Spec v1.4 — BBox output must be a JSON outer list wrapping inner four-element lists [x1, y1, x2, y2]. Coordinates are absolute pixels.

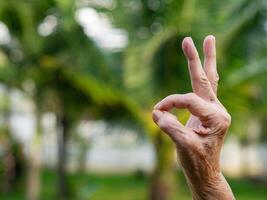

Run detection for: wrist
[[184, 171, 235, 200]]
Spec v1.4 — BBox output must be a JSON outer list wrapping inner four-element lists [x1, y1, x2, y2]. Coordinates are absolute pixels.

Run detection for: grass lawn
[[1, 170, 267, 200]]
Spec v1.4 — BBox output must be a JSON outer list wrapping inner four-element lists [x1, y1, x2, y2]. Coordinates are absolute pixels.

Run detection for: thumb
[[152, 110, 187, 144]]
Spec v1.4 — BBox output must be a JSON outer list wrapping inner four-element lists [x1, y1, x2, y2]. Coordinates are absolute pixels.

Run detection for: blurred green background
[[0, 0, 267, 200]]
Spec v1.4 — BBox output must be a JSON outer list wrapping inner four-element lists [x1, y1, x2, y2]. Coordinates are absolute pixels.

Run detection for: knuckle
[[214, 72, 219, 82], [198, 72, 210, 87], [210, 72, 219, 91], [211, 81, 218, 90], [186, 92, 197, 100], [219, 112, 231, 130], [189, 55, 200, 62], [225, 113, 232, 126], [185, 93, 197, 107]]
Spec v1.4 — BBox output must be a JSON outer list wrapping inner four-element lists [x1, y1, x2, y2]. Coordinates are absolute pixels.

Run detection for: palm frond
[[221, 58, 267, 92]]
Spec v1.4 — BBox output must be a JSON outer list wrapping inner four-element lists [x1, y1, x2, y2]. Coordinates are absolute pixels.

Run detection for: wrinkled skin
[[152, 36, 235, 200]]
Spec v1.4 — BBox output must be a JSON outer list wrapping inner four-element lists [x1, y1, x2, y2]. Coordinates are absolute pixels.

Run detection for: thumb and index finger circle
[[154, 93, 213, 119]]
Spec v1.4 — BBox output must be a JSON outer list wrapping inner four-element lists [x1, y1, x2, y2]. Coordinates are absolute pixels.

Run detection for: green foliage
[[1, 169, 267, 200], [111, 0, 267, 141], [0, 0, 139, 124]]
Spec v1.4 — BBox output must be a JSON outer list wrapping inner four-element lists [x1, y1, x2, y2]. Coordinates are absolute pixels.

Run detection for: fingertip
[[182, 36, 192, 44], [204, 35, 215, 46], [182, 37, 198, 60], [182, 37, 192, 50], [203, 35, 216, 56], [152, 109, 162, 123], [205, 35, 215, 41]]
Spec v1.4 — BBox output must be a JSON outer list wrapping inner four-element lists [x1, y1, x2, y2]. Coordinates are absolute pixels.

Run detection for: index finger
[[154, 93, 214, 119]]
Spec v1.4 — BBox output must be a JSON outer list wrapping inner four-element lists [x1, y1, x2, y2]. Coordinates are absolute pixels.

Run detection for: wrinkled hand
[[152, 36, 234, 199]]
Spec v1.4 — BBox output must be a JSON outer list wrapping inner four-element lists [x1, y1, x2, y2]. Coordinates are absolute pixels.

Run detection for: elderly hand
[[152, 36, 235, 200]]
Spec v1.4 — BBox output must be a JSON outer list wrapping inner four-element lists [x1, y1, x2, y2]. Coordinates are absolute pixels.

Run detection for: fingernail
[[152, 110, 162, 122]]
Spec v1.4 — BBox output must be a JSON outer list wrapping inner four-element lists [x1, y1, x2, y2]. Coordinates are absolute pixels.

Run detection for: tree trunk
[[57, 114, 70, 199], [2, 87, 16, 193], [149, 132, 177, 200], [26, 109, 42, 200], [2, 143, 15, 193], [78, 139, 90, 173]]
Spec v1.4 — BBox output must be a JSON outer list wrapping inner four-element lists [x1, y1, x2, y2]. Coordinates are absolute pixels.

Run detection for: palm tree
[[0, 1, 143, 199]]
